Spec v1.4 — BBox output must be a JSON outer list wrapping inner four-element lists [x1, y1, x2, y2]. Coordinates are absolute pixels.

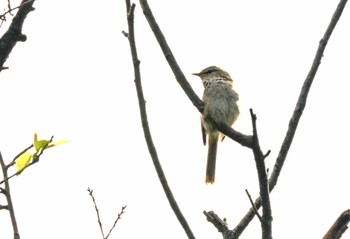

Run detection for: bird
[[193, 66, 239, 184]]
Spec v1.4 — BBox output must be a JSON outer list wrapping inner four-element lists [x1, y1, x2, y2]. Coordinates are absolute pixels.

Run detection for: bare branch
[[232, 0, 348, 237], [245, 189, 262, 223], [87, 188, 127, 239], [124, 1, 195, 238], [139, 0, 203, 111], [87, 188, 105, 239], [203, 211, 230, 235], [0, 204, 9, 210], [0, 152, 20, 239], [249, 109, 272, 238], [105, 205, 127, 239], [323, 209, 350, 239]]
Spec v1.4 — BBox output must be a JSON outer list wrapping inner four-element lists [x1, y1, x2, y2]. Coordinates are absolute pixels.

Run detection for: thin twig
[[0, 0, 34, 21], [124, 1, 195, 239], [245, 189, 262, 223], [0, 136, 54, 185], [105, 206, 127, 239], [232, 0, 348, 237], [87, 188, 105, 239], [7, 144, 33, 169], [7, 0, 12, 15]]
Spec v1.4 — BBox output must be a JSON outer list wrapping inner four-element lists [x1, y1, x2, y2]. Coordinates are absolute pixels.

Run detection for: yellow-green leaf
[[34, 132, 38, 143], [47, 140, 70, 149], [34, 139, 50, 152], [16, 152, 33, 174]]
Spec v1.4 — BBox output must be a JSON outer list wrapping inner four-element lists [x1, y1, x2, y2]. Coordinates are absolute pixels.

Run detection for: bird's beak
[[192, 73, 200, 76]]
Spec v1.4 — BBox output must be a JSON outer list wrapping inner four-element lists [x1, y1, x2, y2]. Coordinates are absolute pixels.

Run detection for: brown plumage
[[193, 66, 239, 184]]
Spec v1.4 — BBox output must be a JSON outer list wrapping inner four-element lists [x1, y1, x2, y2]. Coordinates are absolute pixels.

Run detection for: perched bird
[[193, 66, 239, 184]]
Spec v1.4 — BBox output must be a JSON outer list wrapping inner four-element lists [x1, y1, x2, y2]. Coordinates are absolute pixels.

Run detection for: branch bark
[[0, 152, 20, 239], [249, 109, 272, 239], [124, 1, 195, 238], [323, 209, 350, 239]]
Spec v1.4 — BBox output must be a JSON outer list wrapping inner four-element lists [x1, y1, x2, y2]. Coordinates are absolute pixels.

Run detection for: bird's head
[[193, 66, 232, 82]]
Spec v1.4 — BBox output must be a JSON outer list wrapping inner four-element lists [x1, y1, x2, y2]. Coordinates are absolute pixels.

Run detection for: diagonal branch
[[123, 1, 195, 238], [232, 0, 348, 237], [139, 0, 203, 111], [105, 205, 127, 239], [323, 209, 350, 239]]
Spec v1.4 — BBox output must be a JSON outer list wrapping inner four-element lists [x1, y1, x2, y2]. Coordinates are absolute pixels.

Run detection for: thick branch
[[323, 209, 350, 239], [0, 0, 35, 71], [203, 211, 231, 238], [232, 0, 348, 237], [0, 152, 20, 239], [124, 1, 195, 239], [249, 109, 272, 239]]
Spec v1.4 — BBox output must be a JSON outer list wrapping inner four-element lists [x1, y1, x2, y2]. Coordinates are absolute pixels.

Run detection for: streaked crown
[[193, 66, 233, 88]]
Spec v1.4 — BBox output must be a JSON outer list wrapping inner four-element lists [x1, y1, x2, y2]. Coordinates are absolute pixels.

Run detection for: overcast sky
[[0, 0, 350, 238]]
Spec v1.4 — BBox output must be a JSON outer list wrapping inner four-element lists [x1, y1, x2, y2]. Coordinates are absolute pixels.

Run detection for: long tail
[[206, 133, 219, 184]]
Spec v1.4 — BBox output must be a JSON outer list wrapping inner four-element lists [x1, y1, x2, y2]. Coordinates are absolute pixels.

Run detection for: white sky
[[0, 0, 349, 238]]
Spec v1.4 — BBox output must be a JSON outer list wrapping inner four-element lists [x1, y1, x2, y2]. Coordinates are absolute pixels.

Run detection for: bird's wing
[[201, 121, 207, 145]]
